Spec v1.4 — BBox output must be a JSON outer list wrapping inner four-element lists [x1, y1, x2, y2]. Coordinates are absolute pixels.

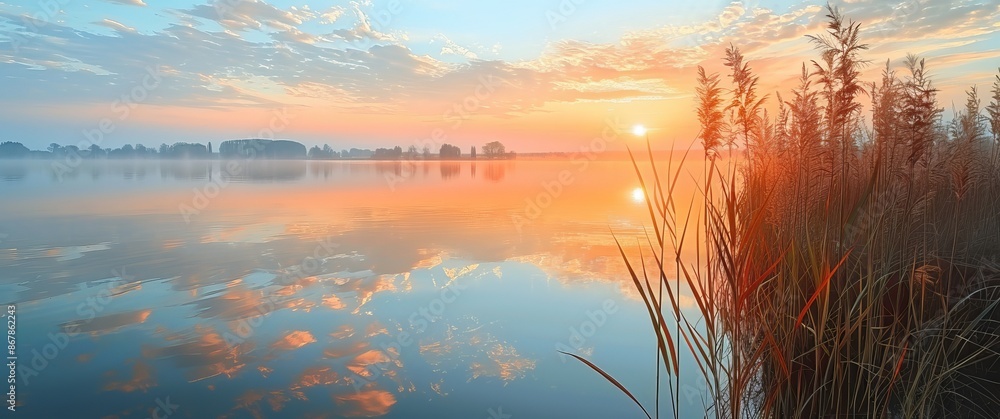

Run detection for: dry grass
[[563, 4, 1000, 418]]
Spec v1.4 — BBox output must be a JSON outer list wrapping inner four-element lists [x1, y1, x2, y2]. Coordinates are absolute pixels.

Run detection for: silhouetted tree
[[89, 144, 104, 159], [482, 141, 506, 159], [471, 146, 477, 159], [0, 141, 30, 158], [439, 144, 462, 159]]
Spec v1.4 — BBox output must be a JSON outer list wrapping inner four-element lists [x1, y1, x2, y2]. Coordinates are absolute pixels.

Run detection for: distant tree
[[0, 141, 30, 158], [48, 143, 61, 154], [439, 144, 462, 159], [208, 142, 213, 155], [135, 144, 148, 156], [407, 145, 418, 159], [471, 146, 477, 159], [89, 144, 104, 159], [64, 145, 80, 158], [422, 146, 431, 160], [159, 143, 169, 154], [482, 141, 506, 159], [309, 145, 323, 159]]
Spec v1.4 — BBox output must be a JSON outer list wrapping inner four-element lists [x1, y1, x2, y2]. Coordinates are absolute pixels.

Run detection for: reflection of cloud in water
[[201, 223, 286, 244], [419, 324, 536, 384], [61, 309, 152, 336], [329, 324, 355, 340], [364, 321, 388, 338], [291, 366, 340, 390], [188, 281, 315, 322], [323, 340, 370, 359], [470, 343, 536, 382], [228, 388, 309, 417], [14, 242, 111, 262], [332, 389, 397, 418], [349, 274, 401, 314], [346, 349, 395, 379], [271, 330, 317, 351], [321, 294, 346, 310], [103, 360, 156, 393], [143, 325, 252, 382]]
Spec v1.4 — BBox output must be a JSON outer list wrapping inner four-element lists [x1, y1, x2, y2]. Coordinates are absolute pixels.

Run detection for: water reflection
[[222, 160, 307, 182], [0, 158, 712, 418], [0, 163, 26, 181]]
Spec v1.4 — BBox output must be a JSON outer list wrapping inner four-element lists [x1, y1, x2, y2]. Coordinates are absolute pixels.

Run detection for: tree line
[[0, 139, 515, 160]]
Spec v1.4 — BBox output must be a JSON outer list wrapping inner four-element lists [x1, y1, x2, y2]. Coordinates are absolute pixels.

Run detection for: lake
[[0, 158, 710, 418]]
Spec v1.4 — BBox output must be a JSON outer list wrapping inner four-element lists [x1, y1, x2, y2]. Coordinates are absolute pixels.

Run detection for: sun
[[632, 125, 647, 137], [631, 187, 645, 203]]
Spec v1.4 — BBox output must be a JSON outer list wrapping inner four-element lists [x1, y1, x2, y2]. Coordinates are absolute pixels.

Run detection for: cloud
[[93, 18, 136, 33], [103, 0, 147, 6], [0, 0, 997, 132], [181, 0, 314, 32], [319, 6, 346, 24]]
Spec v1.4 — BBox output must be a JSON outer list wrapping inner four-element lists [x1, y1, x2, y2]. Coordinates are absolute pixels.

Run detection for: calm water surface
[[0, 159, 708, 418]]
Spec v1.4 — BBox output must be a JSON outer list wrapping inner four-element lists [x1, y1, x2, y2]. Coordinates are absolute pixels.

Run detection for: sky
[[1, 0, 998, 152]]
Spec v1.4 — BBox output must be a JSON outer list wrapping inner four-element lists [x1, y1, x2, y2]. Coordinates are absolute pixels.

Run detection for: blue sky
[[1, 0, 998, 151]]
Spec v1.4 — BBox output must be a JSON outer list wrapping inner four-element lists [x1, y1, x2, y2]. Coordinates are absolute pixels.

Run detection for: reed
[[564, 4, 1000, 418]]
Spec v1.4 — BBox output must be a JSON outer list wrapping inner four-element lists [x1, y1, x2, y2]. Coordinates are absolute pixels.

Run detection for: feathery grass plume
[[697, 66, 727, 159], [987, 69, 1000, 145], [901, 54, 942, 170], [724, 44, 768, 161]]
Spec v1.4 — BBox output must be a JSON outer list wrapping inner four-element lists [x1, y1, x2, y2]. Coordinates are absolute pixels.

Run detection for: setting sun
[[632, 125, 647, 137], [631, 187, 645, 203]]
